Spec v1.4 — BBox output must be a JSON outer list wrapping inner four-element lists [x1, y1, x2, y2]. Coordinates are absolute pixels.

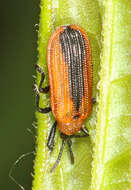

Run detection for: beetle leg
[[50, 137, 66, 173], [67, 138, 74, 164], [33, 84, 51, 113], [81, 126, 89, 135], [35, 64, 50, 93], [70, 128, 89, 138], [70, 134, 88, 138], [92, 97, 96, 104], [47, 121, 57, 151]]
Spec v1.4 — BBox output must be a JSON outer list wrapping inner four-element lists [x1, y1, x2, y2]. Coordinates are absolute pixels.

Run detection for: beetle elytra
[[34, 25, 94, 172]]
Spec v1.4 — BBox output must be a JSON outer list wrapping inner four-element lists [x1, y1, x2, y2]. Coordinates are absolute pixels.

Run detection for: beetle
[[34, 25, 95, 172]]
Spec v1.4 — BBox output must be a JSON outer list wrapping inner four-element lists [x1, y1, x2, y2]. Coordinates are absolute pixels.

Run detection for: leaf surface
[[91, 1, 131, 189], [32, 0, 101, 190]]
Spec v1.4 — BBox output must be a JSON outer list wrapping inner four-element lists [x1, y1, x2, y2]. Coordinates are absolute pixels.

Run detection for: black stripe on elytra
[[59, 26, 86, 111]]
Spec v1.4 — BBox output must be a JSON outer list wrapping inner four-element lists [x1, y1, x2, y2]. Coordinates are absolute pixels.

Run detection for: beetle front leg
[[34, 84, 51, 113], [81, 126, 89, 135], [47, 121, 57, 151], [35, 64, 50, 93], [70, 127, 89, 138]]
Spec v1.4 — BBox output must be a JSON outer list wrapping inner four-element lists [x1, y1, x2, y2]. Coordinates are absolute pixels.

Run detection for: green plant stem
[[32, 0, 101, 190], [91, 0, 131, 189]]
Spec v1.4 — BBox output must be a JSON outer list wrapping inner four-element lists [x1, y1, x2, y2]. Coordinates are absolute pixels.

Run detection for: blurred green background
[[0, 1, 39, 189]]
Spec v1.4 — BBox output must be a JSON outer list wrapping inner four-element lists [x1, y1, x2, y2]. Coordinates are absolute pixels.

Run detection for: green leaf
[[32, 0, 131, 190], [91, 0, 131, 189], [32, 0, 101, 190]]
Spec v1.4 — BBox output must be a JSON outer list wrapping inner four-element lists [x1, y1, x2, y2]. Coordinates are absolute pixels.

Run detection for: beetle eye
[[72, 115, 80, 119]]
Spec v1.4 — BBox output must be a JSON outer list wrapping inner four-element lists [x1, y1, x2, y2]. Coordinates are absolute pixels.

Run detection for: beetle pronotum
[[34, 25, 95, 172]]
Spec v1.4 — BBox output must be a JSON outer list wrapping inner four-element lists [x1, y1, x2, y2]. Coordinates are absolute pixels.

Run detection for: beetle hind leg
[[33, 84, 51, 113], [35, 64, 50, 93], [34, 64, 51, 113]]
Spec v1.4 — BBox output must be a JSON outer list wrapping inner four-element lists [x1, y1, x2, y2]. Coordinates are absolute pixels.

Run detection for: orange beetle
[[34, 25, 94, 172]]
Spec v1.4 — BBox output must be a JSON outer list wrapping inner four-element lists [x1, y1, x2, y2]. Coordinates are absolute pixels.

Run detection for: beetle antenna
[[50, 138, 66, 173], [67, 138, 74, 164]]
